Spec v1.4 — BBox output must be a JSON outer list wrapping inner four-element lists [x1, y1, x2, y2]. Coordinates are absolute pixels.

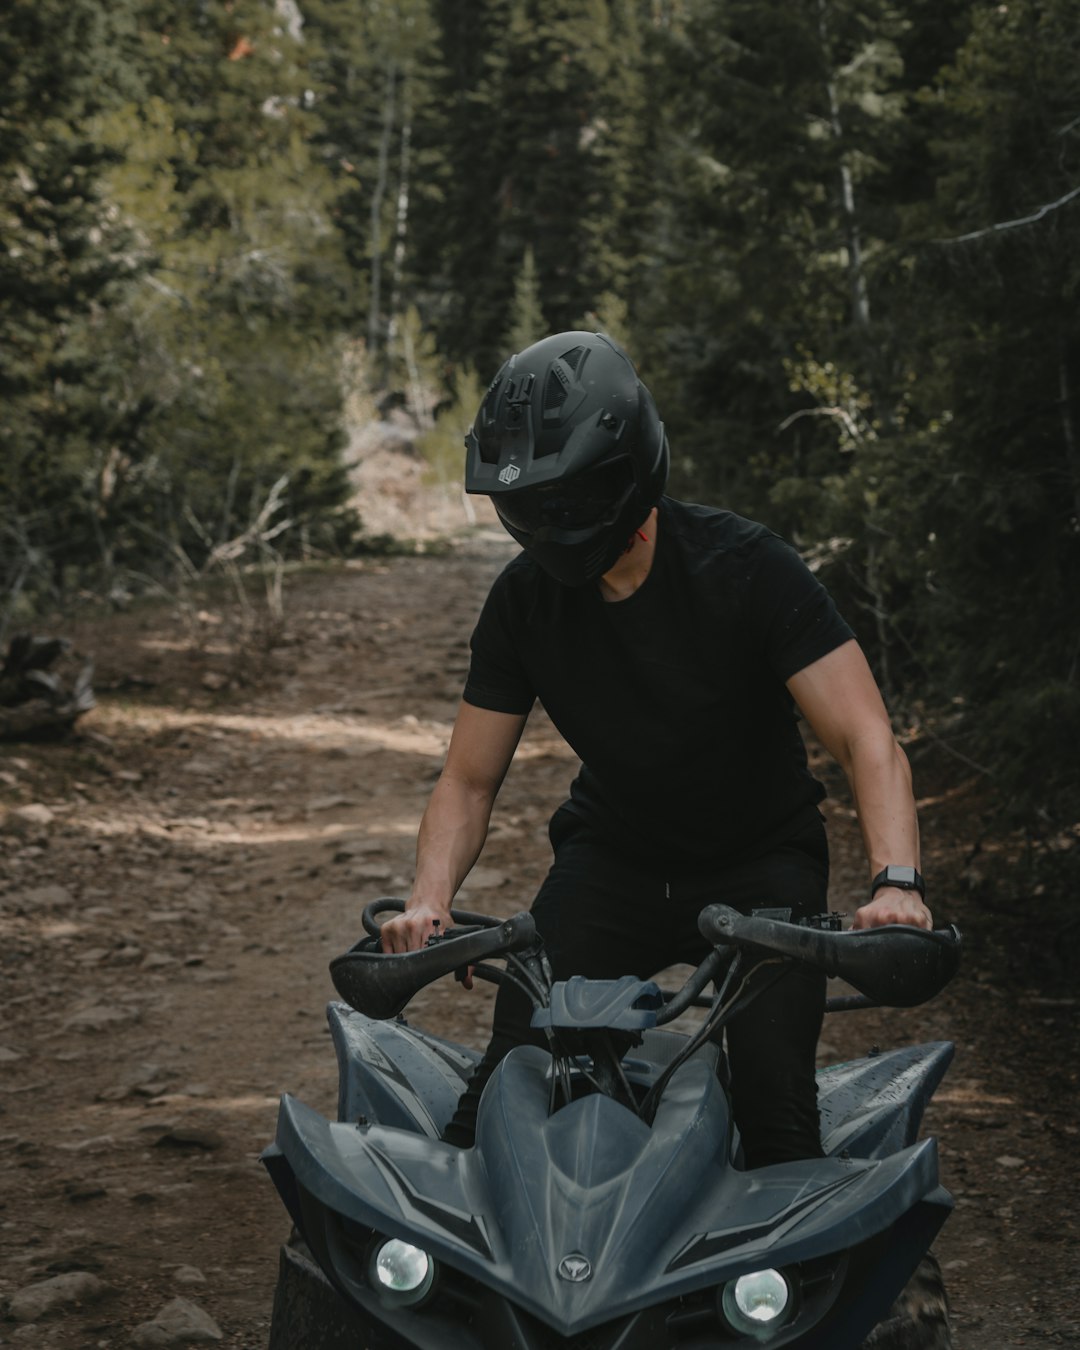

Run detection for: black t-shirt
[[463, 497, 855, 869]]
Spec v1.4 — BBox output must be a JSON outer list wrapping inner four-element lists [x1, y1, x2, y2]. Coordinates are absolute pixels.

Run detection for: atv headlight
[[720, 1267, 792, 1333], [369, 1238, 436, 1306]]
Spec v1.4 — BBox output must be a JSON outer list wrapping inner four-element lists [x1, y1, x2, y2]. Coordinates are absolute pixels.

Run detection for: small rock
[[64, 1004, 134, 1032], [349, 862, 393, 882], [329, 837, 385, 860], [153, 1128, 225, 1152], [307, 794, 355, 813], [173, 1266, 207, 1286], [3, 804, 55, 835], [76, 947, 110, 964], [462, 866, 508, 890], [130, 1296, 223, 1345], [200, 671, 228, 691], [97, 1085, 133, 1102], [58, 1134, 116, 1154], [8, 1270, 109, 1321], [64, 1181, 107, 1203], [16, 884, 74, 911], [996, 1154, 1025, 1169]]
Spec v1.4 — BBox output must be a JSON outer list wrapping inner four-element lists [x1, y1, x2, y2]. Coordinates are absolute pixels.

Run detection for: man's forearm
[[846, 731, 920, 878], [409, 773, 495, 911], [845, 731, 930, 928]]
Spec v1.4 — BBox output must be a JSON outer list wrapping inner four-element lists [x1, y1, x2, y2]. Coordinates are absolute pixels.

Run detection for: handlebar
[[333, 898, 961, 1024], [698, 904, 962, 1008], [330, 909, 538, 1020]]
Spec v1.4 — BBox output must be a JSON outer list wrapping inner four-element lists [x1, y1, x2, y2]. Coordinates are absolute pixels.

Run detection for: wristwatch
[[870, 865, 925, 900]]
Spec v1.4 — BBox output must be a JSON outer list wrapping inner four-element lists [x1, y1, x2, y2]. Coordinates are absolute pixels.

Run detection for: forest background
[[2, 0, 1078, 905]]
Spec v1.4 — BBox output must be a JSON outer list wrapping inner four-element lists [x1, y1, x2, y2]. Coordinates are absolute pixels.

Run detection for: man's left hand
[[852, 888, 932, 930]]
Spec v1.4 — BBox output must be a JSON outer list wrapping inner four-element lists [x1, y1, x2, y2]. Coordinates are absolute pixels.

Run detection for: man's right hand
[[379, 901, 475, 990], [379, 901, 453, 954]]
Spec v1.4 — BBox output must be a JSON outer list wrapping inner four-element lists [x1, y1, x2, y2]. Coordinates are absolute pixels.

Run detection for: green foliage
[[505, 246, 546, 354], [431, 0, 649, 373], [1, 0, 357, 619], [417, 364, 485, 489], [0, 0, 149, 617]]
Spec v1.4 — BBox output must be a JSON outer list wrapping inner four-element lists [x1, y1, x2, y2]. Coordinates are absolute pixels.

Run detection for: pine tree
[[432, 0, 649, 375], [0, 0, 149, 610], [301, 0, 444, 381], [505, 245, 546, 352], [896, 0, 1080, 818]]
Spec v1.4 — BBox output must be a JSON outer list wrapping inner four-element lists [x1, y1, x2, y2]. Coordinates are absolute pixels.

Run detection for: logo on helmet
[[498, 464, 521, 485]]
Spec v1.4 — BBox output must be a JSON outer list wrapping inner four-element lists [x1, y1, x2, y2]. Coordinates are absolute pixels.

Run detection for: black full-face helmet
[[465, 331, 669, 586]]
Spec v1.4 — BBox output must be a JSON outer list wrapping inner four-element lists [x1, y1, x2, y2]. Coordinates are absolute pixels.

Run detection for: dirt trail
[[1, 537, 1077, 1348]]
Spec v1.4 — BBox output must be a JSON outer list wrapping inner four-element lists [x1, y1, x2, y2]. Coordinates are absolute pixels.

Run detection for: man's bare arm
[[787, 639, 931, 930], [379, 702, 528, 954]]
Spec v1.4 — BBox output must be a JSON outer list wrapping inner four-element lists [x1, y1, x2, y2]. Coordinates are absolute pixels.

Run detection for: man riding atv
[[380, 330, 931, 1168]]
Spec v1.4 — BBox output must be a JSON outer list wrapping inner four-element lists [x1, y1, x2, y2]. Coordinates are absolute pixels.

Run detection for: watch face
[[886, 866, 918, 886]]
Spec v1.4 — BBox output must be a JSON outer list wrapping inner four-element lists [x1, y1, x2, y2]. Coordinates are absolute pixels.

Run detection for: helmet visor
[[495, 458, 635, 534]]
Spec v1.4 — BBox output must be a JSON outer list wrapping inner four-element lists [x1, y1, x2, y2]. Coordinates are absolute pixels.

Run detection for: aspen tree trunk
[[386, 86, 413, 355], [816, 0, 871, 331], [368, 62, 398, 363]]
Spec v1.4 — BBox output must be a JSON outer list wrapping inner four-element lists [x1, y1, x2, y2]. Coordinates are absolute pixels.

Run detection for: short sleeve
[[742, 536, 855, 682], [462, 580, 536, 715]]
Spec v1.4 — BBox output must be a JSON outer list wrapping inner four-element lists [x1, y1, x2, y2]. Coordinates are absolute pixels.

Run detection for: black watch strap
[[870, 865, 925, 900]]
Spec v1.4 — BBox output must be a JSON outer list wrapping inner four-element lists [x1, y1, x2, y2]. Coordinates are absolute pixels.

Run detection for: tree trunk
[[386, 87, 413, 354], [864, 534, 894, 711], [368, 62, 398, 365], [817, 0, 871, 331]]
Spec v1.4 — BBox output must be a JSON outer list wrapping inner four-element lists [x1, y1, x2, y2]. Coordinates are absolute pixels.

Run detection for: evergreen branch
[[936, 184, 1080, 245]]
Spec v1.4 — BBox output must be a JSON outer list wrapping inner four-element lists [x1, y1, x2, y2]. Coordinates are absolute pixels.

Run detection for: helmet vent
[[540, 347, 587, 443], [543, 369, 569, 416]]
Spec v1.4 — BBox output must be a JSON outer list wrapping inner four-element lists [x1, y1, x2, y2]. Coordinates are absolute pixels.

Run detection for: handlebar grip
[[331, 911, 537, 1019], [698, 904, 961, 1008], [361, 896, 508, 938]]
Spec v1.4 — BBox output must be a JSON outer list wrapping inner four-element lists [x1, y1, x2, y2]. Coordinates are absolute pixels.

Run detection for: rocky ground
[[1, 533, 1078, 1348]]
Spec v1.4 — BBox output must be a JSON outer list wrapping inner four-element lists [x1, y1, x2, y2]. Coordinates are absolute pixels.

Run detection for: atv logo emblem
[[498, 464, 521, 485], [557, 1254, 592, 1283]]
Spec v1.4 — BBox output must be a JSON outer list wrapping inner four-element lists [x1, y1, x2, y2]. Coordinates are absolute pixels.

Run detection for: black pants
[[443, 809, 829, 1168]]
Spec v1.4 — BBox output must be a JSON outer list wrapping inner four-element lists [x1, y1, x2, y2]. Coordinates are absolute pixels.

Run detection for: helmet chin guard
[[465, 331, 669, 586]]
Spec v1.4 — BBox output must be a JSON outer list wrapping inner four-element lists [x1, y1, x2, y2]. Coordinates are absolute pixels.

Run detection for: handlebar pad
[[698, 904, 961, 1008], [330, 911, 537, 1020]]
